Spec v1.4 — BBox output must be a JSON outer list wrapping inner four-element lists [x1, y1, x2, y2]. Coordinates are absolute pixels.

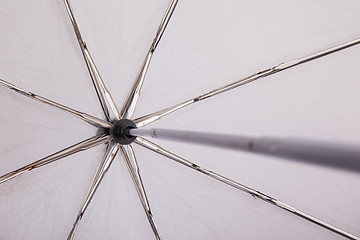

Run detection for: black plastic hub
[[110, 119, 137, 145]]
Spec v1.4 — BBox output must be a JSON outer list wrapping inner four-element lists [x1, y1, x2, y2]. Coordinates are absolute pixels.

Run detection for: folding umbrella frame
[[0, 0, 359, 239]]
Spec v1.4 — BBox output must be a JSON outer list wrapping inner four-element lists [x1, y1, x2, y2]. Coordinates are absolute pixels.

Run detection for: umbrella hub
[[110, 119, 137, 145]]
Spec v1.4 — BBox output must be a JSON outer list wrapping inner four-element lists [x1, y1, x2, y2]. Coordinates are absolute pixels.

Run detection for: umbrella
[[1, 0, 360, 239]]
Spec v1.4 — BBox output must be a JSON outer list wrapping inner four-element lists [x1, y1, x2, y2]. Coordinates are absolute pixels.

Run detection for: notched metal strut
[[120, 0, 179, 120], [0, 134, 111, 185], [63, 0, 120, 121], [135, 136, 360, 240], [134, 37, 360, 128]]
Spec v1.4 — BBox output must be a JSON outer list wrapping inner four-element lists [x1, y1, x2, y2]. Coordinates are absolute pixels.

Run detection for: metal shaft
[[130, 128, 360, 173]]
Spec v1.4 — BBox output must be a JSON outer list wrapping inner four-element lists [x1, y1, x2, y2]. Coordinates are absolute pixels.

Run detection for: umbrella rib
[[67, 142, 120, 240], [135, 136, 360, 240], [0, 134, 111, 185], [120, 145, 162, 240], [133, 37, 360, 128], [120, 0, 179, 120], [63, 0, 120, 121], [0, 78, 112, 129]]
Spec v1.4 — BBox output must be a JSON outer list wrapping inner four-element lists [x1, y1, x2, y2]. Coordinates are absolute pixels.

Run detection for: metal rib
[[120, 145, 162, 240], [0, 134, 111, 185], [134, 100, 193, 128], [135, 137, 360, 240], [134, 37, 360, 127], [0, 78, 112, 129], [120, 0, 179, 120], [63, 0, 120, 121], [67, 142, 120, 240]]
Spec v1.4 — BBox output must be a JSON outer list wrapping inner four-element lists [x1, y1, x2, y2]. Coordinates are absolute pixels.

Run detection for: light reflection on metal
[[134, 37, 360, 127], [135, 136, 360, 240], [134, 99, 194, 128], [67, 142, 120, 240], [0, 78, 112, 129], [63, 0, 120, 121], [120, 145, 162, 240], [121, 50, 153, 120], [120, 0, 179, 120], [83, 47, 121, 120], [0, 134, 111, 185]]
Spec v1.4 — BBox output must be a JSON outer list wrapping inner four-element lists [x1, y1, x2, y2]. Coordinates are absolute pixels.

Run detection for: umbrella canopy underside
[[0, 0, 360, 239]]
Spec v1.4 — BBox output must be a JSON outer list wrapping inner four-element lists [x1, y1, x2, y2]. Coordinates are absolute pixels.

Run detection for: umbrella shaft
[[129, 128, 360, 173]]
